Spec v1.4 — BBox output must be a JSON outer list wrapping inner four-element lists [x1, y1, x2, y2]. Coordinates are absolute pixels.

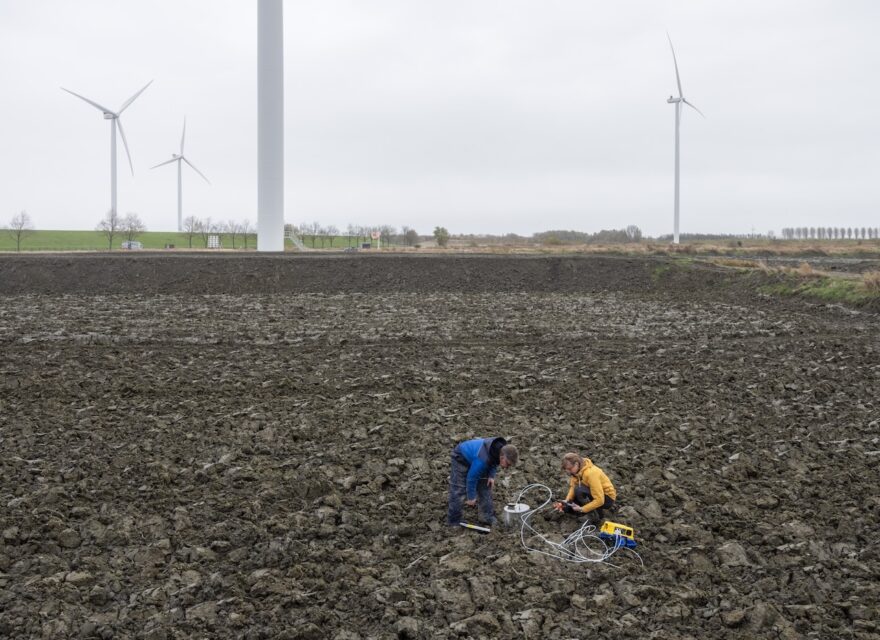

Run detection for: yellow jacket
[[565, 458, 617, 513]]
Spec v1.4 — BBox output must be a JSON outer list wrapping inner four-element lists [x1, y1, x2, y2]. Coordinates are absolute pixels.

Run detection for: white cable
[[512, 483, 644, 567]]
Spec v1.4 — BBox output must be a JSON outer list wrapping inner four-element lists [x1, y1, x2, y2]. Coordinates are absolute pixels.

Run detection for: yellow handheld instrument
[[598, 521, 637, 548]]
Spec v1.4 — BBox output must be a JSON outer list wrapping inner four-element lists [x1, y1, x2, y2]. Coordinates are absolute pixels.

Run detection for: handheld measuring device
[[598, 521, 637, 548]]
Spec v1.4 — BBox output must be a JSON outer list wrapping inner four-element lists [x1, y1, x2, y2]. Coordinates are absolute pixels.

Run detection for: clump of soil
[[0, 255, 877, 639]]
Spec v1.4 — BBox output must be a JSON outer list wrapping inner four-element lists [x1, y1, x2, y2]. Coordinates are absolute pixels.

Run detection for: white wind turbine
[[666, 35, 703, 245], [258, 0, 285, 251], [61, 81, 153, 217], [151, 118, 210, 232]]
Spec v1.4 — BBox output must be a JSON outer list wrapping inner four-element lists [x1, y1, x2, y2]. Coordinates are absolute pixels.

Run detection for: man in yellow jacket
[[553, 452, 617, 524]]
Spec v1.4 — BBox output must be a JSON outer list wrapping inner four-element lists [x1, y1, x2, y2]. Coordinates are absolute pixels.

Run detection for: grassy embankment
[[442, 238, 880, 257], [3, 231, 880, 256], [0, 230, 246, 251], [710, 257, 880, 308], [0, 230, 399, 252]]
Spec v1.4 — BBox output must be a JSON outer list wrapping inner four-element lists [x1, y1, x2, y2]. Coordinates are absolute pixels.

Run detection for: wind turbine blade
[[116, 119, 135, 176], [180, 117, 187, 155], [61, 87, 115, 115], [118, 80, 153, 114], [683, 99, 705, 118], [150, 157, 179, 170], [182, 157, 210, 184], [666, 33, 683, 98]]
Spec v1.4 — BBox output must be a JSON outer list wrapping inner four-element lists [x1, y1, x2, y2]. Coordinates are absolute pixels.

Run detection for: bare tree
[[96, 210, 122, 250], [6, 210, 34, 252], [212, 220, 225, 249], [380, 225, 396, 248], [226, 220, 241, 249], [241, 219, 253, 249], [200, 216, 215, 248], [312, 220, 325, 248], [325, 225, 339, 249], [183, 216, 200, 248], [301, 221, 320, 248], [314, 225, 326, 248], [355, 225, 366, 246], [625, 225, 643, 242], [122, 212, 147, 242]]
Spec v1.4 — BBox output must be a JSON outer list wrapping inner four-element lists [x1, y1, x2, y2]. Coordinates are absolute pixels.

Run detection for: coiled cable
[[512, 483, 644, 567]]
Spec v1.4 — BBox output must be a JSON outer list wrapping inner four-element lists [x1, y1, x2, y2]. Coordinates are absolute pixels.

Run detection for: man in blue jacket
[[447, 437, 519, 527]]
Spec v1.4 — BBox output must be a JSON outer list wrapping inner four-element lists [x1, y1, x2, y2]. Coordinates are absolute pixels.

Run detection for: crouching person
[[447, 437, 519, 527], [553, 452, 617, 525]]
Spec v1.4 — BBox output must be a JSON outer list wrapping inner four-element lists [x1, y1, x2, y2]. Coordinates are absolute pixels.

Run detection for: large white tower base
[[257, 0, 285, 252]]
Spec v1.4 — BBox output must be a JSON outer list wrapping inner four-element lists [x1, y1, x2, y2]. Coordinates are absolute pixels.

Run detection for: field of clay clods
[[1, 254, 879, 639]]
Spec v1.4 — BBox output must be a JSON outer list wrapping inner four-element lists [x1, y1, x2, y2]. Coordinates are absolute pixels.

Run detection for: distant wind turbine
[[151, 118, 210, 232], [61, 81, 153, 217], [666, 35, 703, 245]]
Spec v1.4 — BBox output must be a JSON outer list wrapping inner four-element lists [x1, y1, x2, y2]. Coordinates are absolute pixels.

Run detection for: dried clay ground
[[1, 254, 878, 639]]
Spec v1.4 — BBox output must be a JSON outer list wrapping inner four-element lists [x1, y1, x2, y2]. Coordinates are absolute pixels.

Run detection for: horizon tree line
[[182, 216, 256, 249], [291, 223, 422, 248], [94, 211, 257, 250], [780, 226, 879, 240], [5, 210, 880, 251]]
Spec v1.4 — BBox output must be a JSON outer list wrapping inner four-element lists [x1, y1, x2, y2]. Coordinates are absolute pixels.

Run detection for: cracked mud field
[[1, 254, 878, 639]]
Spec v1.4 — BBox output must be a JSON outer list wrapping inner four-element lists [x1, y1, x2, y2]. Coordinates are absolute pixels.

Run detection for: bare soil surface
[[1, 254, 878, 639]]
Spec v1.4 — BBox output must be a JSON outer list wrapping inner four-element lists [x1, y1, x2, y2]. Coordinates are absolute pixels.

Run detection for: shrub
[[863, 271, 880, 291], [795, 262, 818, 277], [433, 226, 450, 248]]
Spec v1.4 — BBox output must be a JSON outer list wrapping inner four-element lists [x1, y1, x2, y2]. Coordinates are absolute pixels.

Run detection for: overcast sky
[[1, 1, 878, 237]]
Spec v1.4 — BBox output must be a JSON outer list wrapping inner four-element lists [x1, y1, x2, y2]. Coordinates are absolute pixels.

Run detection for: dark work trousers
[[447, 451, 495, 526], [572, 485, 617, 524]]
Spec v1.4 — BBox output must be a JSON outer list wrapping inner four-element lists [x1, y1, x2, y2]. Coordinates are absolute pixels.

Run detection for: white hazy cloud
[[1, 0, 878, 237]]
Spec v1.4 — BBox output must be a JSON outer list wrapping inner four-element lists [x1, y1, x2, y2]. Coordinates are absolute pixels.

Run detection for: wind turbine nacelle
[[103, 112, 114, 120], [667, 97, 680, 104]]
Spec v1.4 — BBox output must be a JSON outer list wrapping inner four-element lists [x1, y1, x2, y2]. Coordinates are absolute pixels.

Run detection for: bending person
[[553, 452, 617, 524], [447, 437, 519, 527]]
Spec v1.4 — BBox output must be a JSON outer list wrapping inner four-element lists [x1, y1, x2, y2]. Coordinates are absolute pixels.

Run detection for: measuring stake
[[459, 522, 491, 534]]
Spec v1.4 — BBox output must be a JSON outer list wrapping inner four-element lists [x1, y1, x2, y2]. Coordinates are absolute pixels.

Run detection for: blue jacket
[[454, 437, 507, 500]]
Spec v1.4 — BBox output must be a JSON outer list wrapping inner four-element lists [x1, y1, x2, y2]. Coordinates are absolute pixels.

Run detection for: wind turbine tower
[[666, 35, 703, 245], [61, 81, 153, 217], [151, 118, 210, 232], [258, 0, 285, 251]]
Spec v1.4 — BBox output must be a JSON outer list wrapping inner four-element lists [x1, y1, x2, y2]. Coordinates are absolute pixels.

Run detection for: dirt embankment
[[0, 253, 737, 296]]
